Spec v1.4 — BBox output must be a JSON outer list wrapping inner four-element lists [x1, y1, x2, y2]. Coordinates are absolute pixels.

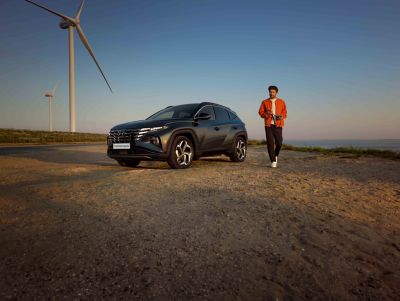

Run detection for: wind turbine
[[25, 0, 113, 133], [44, 82, 59, 132]]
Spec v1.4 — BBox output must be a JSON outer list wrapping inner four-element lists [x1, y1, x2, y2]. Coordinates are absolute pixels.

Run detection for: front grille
[[108, 128, 152, 144]]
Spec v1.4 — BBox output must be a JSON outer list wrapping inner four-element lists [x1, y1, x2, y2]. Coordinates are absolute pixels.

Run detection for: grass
[[0, 128, 107, 144], [248, 139, 400, 160], [247, 139, 267, 146]]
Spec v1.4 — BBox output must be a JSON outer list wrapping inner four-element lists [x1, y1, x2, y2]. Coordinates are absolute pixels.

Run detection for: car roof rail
[[199, 101, 232, 110]]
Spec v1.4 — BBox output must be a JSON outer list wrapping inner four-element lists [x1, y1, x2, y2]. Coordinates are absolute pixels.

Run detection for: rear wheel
[[167, 136, 194, 169], [229, 136, 247, 162], [117, 159, 140, 167]]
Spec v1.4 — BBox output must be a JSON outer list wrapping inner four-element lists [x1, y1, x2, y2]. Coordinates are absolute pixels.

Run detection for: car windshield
[[146, 104, 199, 120]]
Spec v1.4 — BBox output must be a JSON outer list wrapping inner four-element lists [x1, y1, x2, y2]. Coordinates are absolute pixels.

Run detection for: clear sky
[[0, 0, 399, 139]]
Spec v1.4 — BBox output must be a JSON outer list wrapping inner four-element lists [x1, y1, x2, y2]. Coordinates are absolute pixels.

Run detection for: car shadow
[[0, 144, 116, 167], [0, 144, 238, 170], [198, 156, 231, 163]]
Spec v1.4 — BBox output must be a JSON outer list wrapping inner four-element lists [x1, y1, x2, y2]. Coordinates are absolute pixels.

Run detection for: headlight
[[136, 126, 167, 143], [150, 126, 163, 131], [149, 126, 167, 132], [138, 126, 167, 135]]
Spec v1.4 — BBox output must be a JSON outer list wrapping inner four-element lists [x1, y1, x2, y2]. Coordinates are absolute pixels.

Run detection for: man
[[258, 85, 287, 168]]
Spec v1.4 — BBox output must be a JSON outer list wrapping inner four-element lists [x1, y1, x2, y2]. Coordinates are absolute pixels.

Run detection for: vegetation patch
[[0, 128, 106, 144], [248, 139, 400, 160]]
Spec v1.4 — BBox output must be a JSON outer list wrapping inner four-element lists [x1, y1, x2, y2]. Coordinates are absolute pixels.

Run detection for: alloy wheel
[[175, 139, 193, 166], [236, 139, 246, 160]]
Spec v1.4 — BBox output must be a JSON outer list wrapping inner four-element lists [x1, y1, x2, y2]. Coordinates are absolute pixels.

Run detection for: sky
[[0, 0, 399, 140]]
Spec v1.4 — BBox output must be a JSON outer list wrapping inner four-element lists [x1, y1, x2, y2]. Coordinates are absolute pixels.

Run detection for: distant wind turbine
[[25, 0, 113, 132], [44, 82, 59, 132]]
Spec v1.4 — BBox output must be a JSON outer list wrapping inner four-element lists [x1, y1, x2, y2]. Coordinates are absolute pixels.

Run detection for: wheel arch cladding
[[168, 130, 198, 154], [235, 132, 248, 142]]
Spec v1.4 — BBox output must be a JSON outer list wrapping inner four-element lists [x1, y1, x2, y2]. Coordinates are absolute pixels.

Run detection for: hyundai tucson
[[107, 102, 247, 169]]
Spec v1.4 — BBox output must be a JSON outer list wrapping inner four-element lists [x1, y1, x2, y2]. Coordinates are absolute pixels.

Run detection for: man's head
[[268, 85, 278, 99]]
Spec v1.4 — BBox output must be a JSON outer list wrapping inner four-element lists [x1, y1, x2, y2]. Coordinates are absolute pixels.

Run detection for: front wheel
[[167, 136, 194, 169], [117, 159, 140, 168], [229, 136, 247, 162]]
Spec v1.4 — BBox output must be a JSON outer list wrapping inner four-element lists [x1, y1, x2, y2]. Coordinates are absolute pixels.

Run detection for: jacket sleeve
[[282, 100, 287, 119], [258, 101, 266, 118]]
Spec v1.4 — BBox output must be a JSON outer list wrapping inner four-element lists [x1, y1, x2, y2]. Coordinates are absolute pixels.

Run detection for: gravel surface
[[0, 144, 399, 300]]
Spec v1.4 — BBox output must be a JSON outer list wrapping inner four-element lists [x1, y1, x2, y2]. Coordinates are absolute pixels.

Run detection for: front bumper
[[107, 140, 168, 161]]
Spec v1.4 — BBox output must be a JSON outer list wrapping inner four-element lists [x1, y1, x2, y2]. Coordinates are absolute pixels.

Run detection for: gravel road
[[0, 144, 399, 300]]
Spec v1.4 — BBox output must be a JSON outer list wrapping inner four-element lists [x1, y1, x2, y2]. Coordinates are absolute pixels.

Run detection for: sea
[[284, 139, 400, 152]]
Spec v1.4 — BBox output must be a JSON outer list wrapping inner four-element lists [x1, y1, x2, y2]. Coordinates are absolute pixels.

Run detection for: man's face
[[269, 89, 277, 99]]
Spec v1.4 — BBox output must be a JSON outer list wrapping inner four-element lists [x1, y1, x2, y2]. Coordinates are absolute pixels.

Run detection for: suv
[[107, 102, 247, 169]]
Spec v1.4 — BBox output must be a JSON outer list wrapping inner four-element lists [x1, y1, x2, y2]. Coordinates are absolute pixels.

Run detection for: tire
[[167, 136, 194, 169], [229, 136, 247, 162], [117, 159, 140, 168]]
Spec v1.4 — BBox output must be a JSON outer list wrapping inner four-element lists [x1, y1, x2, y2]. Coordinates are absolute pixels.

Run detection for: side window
[[175, 111, 192, 118], [197, 106, 216, 120], [214, 106, 230, 121], [228, 110, 238, 120], [156, 111, 174, 119]]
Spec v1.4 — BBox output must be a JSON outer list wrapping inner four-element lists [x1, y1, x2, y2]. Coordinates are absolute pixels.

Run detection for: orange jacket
[[258, 98, 287, 127]]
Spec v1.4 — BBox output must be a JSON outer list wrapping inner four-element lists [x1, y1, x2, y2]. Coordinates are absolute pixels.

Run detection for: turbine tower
[[44, 82, 59, 132], [25, 0, 113, 132]]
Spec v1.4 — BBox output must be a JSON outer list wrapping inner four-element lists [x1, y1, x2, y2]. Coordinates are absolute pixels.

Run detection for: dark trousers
[[265, 125, 283, 162]]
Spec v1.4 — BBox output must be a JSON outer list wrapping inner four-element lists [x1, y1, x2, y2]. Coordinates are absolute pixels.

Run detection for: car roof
[[197, 102, 237, 114], [167, 102, 238, 115]]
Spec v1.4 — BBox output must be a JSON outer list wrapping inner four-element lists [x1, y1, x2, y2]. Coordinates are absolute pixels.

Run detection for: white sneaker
[[271, 161, 277, 168]]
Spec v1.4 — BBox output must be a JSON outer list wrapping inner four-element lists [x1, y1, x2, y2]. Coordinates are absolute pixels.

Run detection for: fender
[[222, 130, 247, 156], [233, 130, 248, 142], [166, 128, 200, 156]]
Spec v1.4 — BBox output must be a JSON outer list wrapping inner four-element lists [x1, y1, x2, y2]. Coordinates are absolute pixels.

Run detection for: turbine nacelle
[[44, 82, 59, 99], [59, 19, 76, 30]]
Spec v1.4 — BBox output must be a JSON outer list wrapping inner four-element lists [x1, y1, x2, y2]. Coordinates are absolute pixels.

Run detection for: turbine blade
[[75, 0, 85, 20], [52, 81, 60, 96], [76, 24, 113, 93], [24, 0, 74, 23]]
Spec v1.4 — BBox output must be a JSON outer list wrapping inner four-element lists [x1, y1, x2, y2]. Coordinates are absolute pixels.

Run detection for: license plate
[[113, 143, 130, 150]]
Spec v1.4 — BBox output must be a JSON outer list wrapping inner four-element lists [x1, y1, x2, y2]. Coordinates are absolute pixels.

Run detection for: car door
[[194, 105, 222, 151], [212, 106, 233, 150]]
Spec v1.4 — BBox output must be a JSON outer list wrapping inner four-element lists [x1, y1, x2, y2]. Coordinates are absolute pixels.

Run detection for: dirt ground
[[0, 143, 399, 300]]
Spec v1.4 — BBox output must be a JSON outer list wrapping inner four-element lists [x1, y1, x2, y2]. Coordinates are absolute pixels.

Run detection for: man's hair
[[268, 85, 279, 92]]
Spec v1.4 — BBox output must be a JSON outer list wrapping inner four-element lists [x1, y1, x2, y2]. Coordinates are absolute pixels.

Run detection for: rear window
[[214, 106, 230, 121], [228, 110, 239, 120]]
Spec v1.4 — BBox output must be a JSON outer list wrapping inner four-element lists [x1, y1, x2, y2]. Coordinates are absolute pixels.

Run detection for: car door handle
[[232, 126, 237, 130], [214, 127, 220, 131]]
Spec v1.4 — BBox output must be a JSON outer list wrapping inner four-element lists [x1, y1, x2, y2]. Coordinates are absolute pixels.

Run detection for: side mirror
[[194, 113, 211, 120]]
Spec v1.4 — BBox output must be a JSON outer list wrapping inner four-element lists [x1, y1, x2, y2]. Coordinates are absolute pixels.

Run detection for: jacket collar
[[266, 98, 282, 104]]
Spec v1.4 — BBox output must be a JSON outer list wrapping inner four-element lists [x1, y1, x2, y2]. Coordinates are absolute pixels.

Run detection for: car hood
[[111, 119, 191, 131]]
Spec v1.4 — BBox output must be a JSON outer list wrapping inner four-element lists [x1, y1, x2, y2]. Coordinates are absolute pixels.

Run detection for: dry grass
[[247, 140, 400, 160], [0, 128, 106, 144]]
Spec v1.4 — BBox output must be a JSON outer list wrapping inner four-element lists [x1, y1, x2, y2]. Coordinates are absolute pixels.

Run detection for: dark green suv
[[107, 102, 247, 169]]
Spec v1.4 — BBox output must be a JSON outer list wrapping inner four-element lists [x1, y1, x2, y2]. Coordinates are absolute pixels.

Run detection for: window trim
[[193, 105, 216, 120], [194, 104, 239, 121]]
